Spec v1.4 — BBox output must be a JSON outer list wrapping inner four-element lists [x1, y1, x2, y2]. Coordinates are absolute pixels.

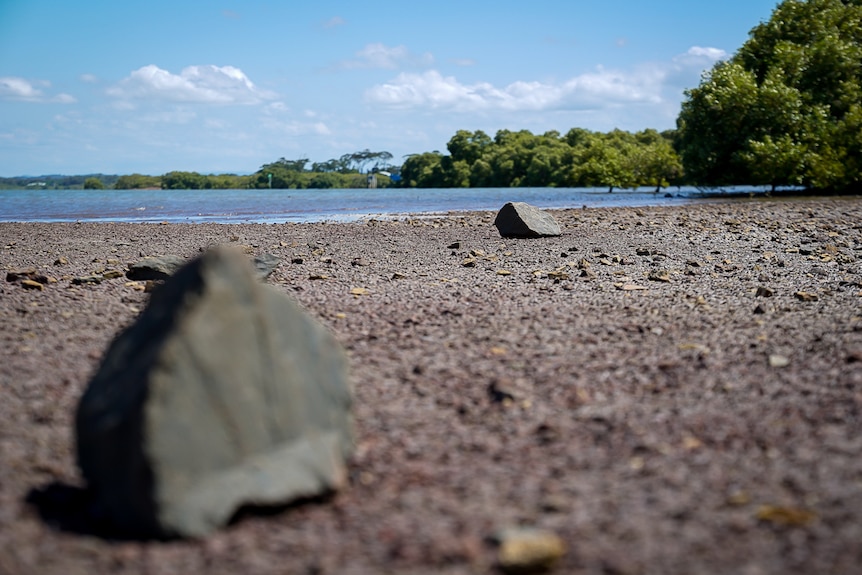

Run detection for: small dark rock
[[126, 255, 187, 281], [755, 286, 774, 297], [72, 276, 103, 285], [488, 379, 518, 403]]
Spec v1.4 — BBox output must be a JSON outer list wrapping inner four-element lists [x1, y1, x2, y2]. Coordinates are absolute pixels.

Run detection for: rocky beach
[[1, 198, 861, 574]]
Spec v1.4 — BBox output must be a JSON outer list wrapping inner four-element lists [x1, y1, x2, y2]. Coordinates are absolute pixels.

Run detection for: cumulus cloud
[[0, 76, 76, 103], [366, 67, 661, 112], [366, 45, 727, 113], [340, 43, 434, 70], [107, 65, 276, 104], [673, 46, 728, 67]]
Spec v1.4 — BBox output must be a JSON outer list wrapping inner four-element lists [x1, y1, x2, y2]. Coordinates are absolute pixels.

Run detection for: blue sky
[[0, 0, 780, 177]]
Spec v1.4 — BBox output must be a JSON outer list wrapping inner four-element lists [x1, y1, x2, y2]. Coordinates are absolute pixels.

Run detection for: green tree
[[677, 0, 862, 191], [400, 152, 445, 187], [447, 130, 492, 165], [83, 177, 105, 189], [161, 171, 206, 190], [114, 174, 161, 189]]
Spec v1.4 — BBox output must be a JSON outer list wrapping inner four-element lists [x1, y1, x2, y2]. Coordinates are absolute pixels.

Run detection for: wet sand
[[1, 198, 861, 574]]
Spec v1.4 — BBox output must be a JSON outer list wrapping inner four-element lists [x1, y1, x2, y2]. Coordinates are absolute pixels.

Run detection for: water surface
[[0, 186, 769, 224]]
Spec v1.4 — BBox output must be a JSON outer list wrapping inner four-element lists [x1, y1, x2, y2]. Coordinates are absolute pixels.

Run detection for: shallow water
[[0, 185, 771, 223]]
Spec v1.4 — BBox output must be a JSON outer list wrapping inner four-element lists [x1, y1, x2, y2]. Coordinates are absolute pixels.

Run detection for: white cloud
[[673, 46, 728, 67], [450, 58, 477, 67], [0, 76, 76, 103], [107, 65, 276, 104], [323, 16, 346, 29], [366, 46, 726, 113], [340, 43, 434, 70], [1, 77, 43, 100], [366, 67, 661, 112], [687, 46, 728, 60], [268, 120, 332, 136], [80, 73, 99, 84], [265, 102, 289, 113]]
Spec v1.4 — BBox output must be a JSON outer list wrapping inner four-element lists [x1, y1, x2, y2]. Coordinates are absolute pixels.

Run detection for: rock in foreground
[[76, 247, 353, 538], [494, 202, 562, 238]]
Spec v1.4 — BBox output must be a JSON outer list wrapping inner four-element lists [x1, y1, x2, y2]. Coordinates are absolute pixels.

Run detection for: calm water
[[0, 186, 767, 224]]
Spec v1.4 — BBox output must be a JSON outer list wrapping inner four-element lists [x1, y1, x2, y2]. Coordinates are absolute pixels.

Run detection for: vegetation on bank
[[401, 128, 681, 191], [677, 0, 862, 193], [2, 0, 859, 195]]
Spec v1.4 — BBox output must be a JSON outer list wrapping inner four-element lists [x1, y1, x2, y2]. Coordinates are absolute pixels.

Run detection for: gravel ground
[[1, 198, 861, 575]]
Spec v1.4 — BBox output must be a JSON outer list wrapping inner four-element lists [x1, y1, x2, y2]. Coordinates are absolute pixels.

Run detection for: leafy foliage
[[677, 0, 862, 191], [249, 151, 396, 189], [0, 174, 120, 190], [113, 174, 162, 190], [400, 128, 682, 190], [83, 177, 105, 189]]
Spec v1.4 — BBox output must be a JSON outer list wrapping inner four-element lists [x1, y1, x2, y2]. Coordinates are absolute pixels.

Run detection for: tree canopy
[[677, 0, 862, 191], [249, 150, 397, 189], [400, 128, 682, 190]]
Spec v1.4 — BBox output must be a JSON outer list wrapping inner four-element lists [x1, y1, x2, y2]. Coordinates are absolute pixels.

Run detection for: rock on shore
[[494, 202, 562, 238]]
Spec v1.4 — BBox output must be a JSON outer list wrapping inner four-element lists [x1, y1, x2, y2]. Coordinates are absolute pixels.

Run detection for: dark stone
[[494, 202, 561, 238], [6, 268, 37, 282], [755, 286, 774, 297], [72, 275, 103, 285], [126, 255, 187, 281], [76, 247, 353, 538]]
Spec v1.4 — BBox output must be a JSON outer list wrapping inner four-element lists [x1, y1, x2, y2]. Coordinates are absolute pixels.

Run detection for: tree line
[[401, 128, 681, 191]]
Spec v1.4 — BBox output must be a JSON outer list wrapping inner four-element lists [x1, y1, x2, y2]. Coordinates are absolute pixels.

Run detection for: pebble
[[72, 275, 103, 285], [648, 270, 671, 282], [495, 527, 566, 574], [756, 286, 774, 297]]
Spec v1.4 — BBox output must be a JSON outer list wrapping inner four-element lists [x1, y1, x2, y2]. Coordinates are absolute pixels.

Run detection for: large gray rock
[[494, 202, 561, 238], [76, 247, 352, 538]]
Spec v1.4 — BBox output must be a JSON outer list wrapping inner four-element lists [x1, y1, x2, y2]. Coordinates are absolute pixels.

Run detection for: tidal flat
[[2, 199, 861, 574]]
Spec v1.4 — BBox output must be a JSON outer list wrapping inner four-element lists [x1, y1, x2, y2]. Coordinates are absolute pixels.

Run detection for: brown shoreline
[[2, 199, 861, 574]]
